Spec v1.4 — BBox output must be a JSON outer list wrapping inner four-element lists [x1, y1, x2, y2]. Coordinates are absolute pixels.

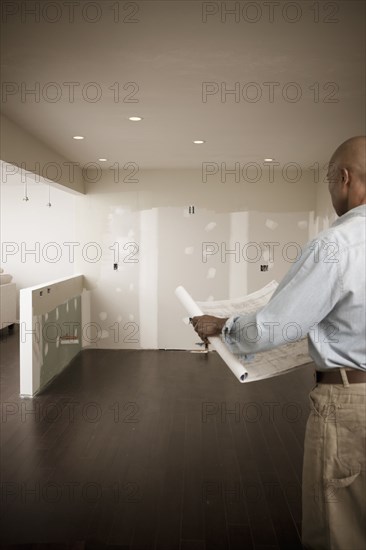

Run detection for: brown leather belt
[[316, 369, 366, 384]]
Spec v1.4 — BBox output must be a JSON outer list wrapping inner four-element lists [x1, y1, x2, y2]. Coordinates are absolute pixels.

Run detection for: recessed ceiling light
[[98, 158, 107, 162], [264, 158, 274, 162], [73, 135, 84, 140], [129, 116, 142, 121], [193, 140, 205, 144]]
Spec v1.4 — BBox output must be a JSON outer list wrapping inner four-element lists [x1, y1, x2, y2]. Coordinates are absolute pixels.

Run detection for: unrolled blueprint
[[175, 281, 313, 383]]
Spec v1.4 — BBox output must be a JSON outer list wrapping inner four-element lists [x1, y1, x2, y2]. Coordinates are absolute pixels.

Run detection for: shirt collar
[[331, 204, 366, 227]]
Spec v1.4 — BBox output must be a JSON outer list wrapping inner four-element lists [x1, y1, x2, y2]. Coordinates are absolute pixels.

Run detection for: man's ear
[[341, 168, 350, 186]]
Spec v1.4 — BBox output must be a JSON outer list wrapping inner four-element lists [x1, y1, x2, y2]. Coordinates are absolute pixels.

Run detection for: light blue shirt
[[222, 205, 366, 372]]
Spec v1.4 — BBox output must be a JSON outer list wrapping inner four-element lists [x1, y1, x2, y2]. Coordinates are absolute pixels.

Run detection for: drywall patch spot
[[298, 220, 308, 229], [185, 246, 194, 255], [45, 313, 48, 321], [128, 229, 135, 238], [129, 314, 134, 321], [265, 219, 278, 230], [207, 295, 214, 301], [207, 267, 216, 279], [99, 312, 107, 321], [205, 222, 217, 232], [98, 330, 109, 339], [116, 315, 122, 323], [116, 287, 122, 293], [129, 283, 134, 292], [116, 208, 124, 216], [183, 317, 190, 325]]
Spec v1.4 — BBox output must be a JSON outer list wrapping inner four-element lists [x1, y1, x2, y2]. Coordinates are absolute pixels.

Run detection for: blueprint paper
[[175, 281, 312, 383]]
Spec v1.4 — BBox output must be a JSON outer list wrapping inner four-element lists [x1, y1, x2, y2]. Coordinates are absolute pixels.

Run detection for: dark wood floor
[[1, 325, 315, 550]]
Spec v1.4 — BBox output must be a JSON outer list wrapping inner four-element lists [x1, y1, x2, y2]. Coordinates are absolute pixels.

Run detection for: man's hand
[[191, 315, 229, 344]]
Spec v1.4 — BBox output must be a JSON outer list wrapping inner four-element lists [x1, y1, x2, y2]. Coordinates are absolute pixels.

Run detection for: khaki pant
[[302, 375, 366, 549]]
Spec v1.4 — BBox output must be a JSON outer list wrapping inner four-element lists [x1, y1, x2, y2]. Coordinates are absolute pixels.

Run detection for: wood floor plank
[[180, 407, 204, 541]]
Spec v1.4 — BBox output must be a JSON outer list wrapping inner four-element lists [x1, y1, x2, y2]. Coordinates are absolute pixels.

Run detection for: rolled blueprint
[[175, 285, 248, 382]]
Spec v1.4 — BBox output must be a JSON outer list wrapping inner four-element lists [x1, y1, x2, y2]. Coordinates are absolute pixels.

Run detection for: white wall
[[1, 161, 320, 350], [0, 167, 78, 319], [73, 168, 317, 350]]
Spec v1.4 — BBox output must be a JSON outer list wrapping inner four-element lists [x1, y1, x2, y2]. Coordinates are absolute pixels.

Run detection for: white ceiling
[[1, 0, 365, 169]]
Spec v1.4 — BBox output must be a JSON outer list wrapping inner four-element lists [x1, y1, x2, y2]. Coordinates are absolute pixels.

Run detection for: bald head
[[330, 136, 366, 181], [327, 136, 366, 216]]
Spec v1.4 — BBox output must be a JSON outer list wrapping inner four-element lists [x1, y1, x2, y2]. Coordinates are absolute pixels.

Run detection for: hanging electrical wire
[[22, 179, 29, 201], [46, 184, 52, 207]]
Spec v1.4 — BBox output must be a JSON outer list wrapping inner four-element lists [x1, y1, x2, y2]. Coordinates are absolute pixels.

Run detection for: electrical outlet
[[260, 265, 268, 272]]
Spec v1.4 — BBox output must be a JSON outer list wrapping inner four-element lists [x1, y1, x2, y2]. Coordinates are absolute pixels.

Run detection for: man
[[191, 136, 366, 549]]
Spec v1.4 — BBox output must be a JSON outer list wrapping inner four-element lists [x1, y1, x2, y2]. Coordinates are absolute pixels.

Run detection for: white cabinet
[[0, 283, 17, 329]]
